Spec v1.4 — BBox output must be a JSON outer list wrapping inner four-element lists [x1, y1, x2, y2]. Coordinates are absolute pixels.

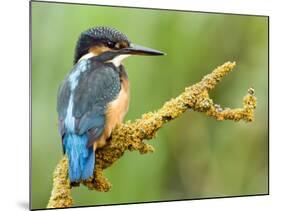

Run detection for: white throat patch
[[78, 52, 96, 62], [107, 55, 131, 67], [78, 52, 130, 67]]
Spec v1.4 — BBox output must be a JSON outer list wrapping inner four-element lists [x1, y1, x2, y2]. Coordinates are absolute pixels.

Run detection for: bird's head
[[74, 26, 165, 65]]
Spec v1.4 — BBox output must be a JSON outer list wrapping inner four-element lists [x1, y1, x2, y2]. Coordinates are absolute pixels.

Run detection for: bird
[[57, 26, 165, 182]]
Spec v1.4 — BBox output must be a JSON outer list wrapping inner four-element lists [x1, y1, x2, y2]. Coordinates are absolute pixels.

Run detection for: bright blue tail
[[63, 133, 95, 182]]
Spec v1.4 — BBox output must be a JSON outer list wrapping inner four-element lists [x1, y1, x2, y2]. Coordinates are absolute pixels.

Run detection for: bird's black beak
[[119, 43, 165, 56]]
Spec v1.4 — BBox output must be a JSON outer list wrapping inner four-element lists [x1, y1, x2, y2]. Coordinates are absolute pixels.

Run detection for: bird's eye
[[106, 41, 115, 48]]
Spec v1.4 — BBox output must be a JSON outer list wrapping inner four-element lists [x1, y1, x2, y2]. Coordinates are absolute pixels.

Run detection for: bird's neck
[[78, 52, 96, 62], [118, 64, 128, 80], [106, 55, 130, 67], [77, 51, 130, 67]]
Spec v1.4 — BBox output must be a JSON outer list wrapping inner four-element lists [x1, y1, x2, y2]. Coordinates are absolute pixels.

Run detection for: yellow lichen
[[47, 61, 257, 208], [47, 157, 73, 208]]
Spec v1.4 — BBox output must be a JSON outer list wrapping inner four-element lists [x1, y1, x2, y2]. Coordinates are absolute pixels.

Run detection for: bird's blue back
[[57, 58, 121, 182]]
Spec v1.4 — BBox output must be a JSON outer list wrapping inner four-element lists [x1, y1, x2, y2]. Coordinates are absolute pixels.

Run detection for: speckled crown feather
[[84, 26, 130, 43]]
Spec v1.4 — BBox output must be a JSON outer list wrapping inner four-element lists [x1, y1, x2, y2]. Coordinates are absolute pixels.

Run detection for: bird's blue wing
[[57, 60, 121, 182], [57, 61, 121, 145], [61, 61, 121, 146], [57, 77, 71, 138]]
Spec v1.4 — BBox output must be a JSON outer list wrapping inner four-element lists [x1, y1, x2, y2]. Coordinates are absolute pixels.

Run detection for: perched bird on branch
[[57, 26, 165, 182]]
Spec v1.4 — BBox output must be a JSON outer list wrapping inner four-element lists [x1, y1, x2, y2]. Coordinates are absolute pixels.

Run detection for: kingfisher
[[57, 26, 165, 182]]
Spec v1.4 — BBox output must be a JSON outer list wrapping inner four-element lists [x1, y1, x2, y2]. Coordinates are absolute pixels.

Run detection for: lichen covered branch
[[47, 157, 73, 208], [47, 62, 257, 208]]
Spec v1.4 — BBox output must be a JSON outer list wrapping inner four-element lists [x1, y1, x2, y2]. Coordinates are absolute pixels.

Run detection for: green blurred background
[[31, 1, 268, 209]]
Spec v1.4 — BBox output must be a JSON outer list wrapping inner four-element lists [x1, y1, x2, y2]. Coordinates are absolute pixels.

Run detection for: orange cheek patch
[[116, 41, 129, 49], [89, 45, 111, 56]]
